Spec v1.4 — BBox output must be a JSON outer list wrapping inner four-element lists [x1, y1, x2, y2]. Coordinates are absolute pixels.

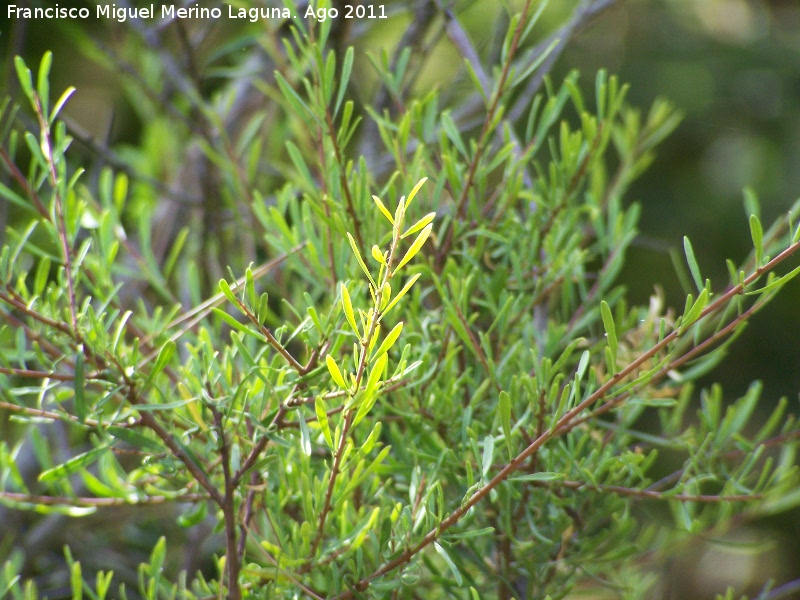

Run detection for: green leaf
[[381, 273, 420, 317], [683, 236, 703, 294], [326, 354, 347, 390], [405, 177, 428, 209], [448, 527, 495, 540], [745, 264, 800, 296], [33, 255, 50, 296], [363, 352, 388, 402], [743, 186, 760, 220], [341, 282, 359, 336], [373, 322, 403, 359], [600, 300, 618, 360], [39, 447, 107, 484], [334, 46, 353, 117], [347, 232, 376, 288], [149, 537, 167, 581], [498, 391, 512, 457], [274, 71, 316, 125], [749, 213, 763, 267], [508, 472, 566, 483], [211, 308, 262, 341], [149, 340, 176, 382], [401, 212, 436, 239], [354, 355, 388, 427], [68, 356, 84, 424], [286, 141, 316, 193], [50, 86, 76, 124], [37, 51, 52, 118], [14, 56, 35, 106], [395, 223, 433, 272], [70, 556, 82, 600], [315, 397, 334, 449], [600, 300, 618, 375], [442, 111, 468, 157], [372, 195, 394, 224], [298, 412, 312, 456], [245, 266, 256, 309], [434, 542, 463, 586], [218, 278, 239, 306], [130, 398, 198, 412], [107, 427, 165, 454], [481, 435, 494, 478], [257, 292, 270, 326], [464, 58, 489, 104], [0, 181, 36, 214], [371, 245, 386, 265], [680, 287, 709, 334], [177, 500, 208, 528]]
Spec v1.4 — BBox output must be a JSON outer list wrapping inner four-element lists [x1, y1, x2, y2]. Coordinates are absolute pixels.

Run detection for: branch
[[332, 234, 800, 598], [0, 490, 208, 507], [549, 479, 764, 503]]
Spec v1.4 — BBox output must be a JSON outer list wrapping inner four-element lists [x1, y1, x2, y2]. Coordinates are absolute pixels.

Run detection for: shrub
[[2, 2, 799, 598]]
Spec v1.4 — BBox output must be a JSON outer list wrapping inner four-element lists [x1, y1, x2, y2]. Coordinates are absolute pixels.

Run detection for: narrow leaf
[[481, 435, 494, 478], [347, 232, 376, 288], [373, 322, 403, 359], [211, 308, 262, 340], [680, 287, 709, 334], [372, 195, 394, 224], [334, 46, 354, 117], [381, 273, 420, 317], [218, 279, 239, 306], [34, 255, 51, 296], [395, 223, 432, 272], [177, 500, 208, 528], [151, 340, 176, 379], [363, 352, 388, 401], [107, 427, 165, 453], [401, 212, 436, 239], [371, 245, 386, 264], [405, 177, 428, 209], [683, 236, 703, 293], [509, 472, 566, 483], [74, 351, 86, 423], [257, 292, 270, 326], [442, 111, 468, 157], [749, 214, 763, 267], [600, 301, 618, 358], [326, 354, 347, 390], [50, 86, 76, 124], [316, 396, 334, 449], [14, 56, 34, 105], [434, 542, 463, 586], [37, 51, 52, 118], [298, 412, 312, 456], [341, 283, 359, 335], [499, 391, 512, 457], [745, 264, 800, 295], [39, 447, 106, 484]]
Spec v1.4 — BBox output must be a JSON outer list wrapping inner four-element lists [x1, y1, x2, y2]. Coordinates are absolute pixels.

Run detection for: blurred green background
[[2, 1, 799, 598]]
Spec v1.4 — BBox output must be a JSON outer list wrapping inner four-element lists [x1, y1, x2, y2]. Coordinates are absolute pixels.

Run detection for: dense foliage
[[2, 1, 800, 598]]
